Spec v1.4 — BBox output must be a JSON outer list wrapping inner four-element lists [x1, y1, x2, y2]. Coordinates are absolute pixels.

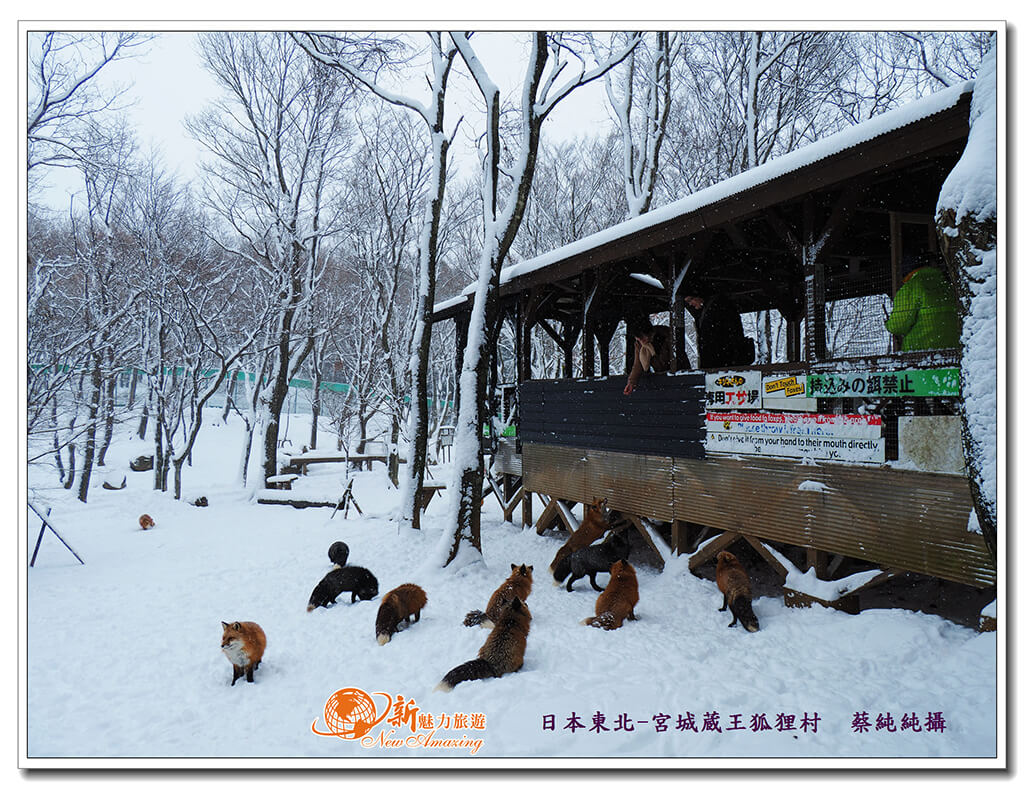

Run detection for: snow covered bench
[[281, 442, 393, 474], [266, 473, 299, 490], [420, 480, 446, 512]]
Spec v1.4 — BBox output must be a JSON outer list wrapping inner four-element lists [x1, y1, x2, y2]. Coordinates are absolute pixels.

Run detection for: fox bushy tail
[[435, 658, 496, 692], [729, 596, 760, 632]]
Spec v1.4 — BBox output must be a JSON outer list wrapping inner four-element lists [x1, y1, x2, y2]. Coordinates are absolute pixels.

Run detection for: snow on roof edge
[[486, 81, 974, 296]]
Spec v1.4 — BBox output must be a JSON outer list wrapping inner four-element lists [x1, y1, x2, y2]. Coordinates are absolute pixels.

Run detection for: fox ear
[[510, 597, 522, 610], [511, 562, 516, 572], [232, 622, 242, 631], [221, 622, 229, 630]]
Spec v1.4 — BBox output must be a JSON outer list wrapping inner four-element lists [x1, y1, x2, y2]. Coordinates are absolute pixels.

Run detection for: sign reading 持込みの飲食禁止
[[705, 411, 884, 463]]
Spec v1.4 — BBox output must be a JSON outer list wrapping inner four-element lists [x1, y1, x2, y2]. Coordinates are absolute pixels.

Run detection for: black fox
[[437, 596, 531, 692], [328, 541, 349, 567], [565, 530, 630, 592], [550, 497, 609, 583], [307, 566, 378, 611]]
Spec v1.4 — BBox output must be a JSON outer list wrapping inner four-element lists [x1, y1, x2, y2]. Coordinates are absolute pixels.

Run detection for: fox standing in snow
[[220, 621, 267, 686], [581, 559, 639, 630], [139, 514, 155, 530], [375, 583, 428, 645], [550, 497, 610, 583], [716, 551, 759, 632], [436, 596, 531, 692], [307, 566, 378, 611], [463, 563, 533, 628], [565, 530, 630, 592]]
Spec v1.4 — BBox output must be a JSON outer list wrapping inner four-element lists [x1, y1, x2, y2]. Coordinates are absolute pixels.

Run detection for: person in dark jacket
[[623, 316, 672, 395], [684, 291, 754, 369], [885, 255, 960, 351]]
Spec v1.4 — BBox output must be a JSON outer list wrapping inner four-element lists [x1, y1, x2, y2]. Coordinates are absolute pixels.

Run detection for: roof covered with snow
[[436, 80, 973, 318]]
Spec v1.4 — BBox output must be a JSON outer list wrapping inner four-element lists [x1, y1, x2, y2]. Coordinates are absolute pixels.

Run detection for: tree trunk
[[127, 367, 139, 409], [76, 355, 102, 503], [936, 206, 997, 562], [63, 443, 76, 491], [97, 348, 117, 466], [309, 368, 322, 450], [388, 416, 400, 488], [222, 369, 238, 423], [52, 398, 65, 484], [137, 402, 149, 440]]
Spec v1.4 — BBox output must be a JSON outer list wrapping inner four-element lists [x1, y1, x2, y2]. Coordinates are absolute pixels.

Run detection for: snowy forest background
[[26, 30, 992, 534]]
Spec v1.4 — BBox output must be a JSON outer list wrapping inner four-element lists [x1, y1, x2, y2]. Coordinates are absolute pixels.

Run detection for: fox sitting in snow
[[437, 596, 531, 692], [221, 621, 267, 686], [328, 541, 349, 567], [463, 564, 533, 628], [581, 559, 639, 630]]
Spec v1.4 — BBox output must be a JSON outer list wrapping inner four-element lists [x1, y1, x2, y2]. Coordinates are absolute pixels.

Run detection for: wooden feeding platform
[[431, 82, 995, 621]]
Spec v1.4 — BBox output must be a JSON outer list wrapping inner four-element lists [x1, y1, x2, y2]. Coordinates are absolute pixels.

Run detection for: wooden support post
[[807, 548, 827, 579], [786, 319, 801, 363], [671, 520, 683, 555], [594, 320, 616, 378], [522, 488, 533, 528], [742, 535, 790, 581], [688, 531, 740, 572], [784, 568, 905, 616], [582, 271, 596, 378], [534, 494, 561, 535], [625, 514, 666, 570]]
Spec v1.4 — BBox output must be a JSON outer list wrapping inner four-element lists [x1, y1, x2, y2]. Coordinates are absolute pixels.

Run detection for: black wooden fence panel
[[519, 373, 706, 459]]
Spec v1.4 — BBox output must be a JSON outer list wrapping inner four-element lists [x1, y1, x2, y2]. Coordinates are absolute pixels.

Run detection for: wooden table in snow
[[419, 481, 446, 512], [281, 450, 389, 475]]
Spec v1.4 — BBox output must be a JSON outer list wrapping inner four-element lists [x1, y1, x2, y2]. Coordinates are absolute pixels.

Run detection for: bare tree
[[189, 32, 352, 487], [296, 31, 459, 528], [27, 32, 152, 181], [601, 31, 681, 218], [438, 31, 641, 567]]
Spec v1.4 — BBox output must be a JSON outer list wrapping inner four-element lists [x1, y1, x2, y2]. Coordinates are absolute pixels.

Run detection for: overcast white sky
[[29, 30, 617, 213]]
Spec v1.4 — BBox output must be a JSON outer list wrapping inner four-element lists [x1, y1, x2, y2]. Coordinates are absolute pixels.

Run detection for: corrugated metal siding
[[522, 442, 994, 588]]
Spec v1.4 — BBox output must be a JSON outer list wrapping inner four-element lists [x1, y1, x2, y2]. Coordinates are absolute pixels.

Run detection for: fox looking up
[[220, 621, 267, 686]]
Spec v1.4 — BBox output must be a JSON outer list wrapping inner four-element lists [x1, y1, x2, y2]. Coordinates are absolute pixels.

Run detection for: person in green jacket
[[885, 256, 961, 351]]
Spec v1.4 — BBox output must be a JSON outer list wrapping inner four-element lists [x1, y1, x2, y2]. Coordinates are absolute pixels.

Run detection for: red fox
[[220, 621, 267, 685], [581, 559, 639, 630], [463, 564, 533, 628], [551, 497, 610, 582], [437, 596, 531, 692], [376, 583, 428, 645], [716, 551, 760, 632], [139, 514, 155, 530]]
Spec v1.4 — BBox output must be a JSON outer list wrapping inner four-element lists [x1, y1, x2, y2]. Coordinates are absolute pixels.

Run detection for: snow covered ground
[[23, 413, 999, 765]]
